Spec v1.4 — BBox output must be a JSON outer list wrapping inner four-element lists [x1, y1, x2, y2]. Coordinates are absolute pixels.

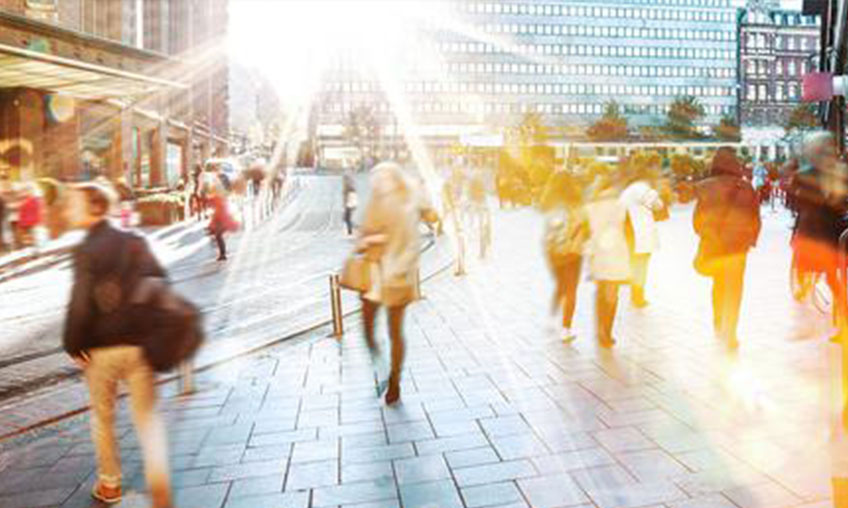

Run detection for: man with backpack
[[63, 183, 173, 507], [693, 147, 761, 350]]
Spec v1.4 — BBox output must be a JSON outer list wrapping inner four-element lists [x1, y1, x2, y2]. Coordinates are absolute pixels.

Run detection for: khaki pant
[[85, 346, 171, 506]]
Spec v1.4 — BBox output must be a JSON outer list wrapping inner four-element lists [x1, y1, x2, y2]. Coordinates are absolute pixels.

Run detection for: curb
[[0, 240, 454, 443], [0, 203, 452, 443]]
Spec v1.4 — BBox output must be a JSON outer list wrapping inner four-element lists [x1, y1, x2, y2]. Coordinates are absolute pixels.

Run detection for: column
[[149, 121, 165, 187]]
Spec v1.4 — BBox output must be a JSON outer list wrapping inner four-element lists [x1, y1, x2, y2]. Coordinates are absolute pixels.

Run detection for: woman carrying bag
[[541, 171, 588, 343], [353, 162, 434, 405]]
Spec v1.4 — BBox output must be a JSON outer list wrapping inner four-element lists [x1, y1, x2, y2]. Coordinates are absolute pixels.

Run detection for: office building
[[314, 0, 740, 165]]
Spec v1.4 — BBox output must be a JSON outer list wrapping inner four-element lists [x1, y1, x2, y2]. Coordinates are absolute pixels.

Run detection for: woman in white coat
[[585, 167, 630, 348], [619, 154, 665, 307]]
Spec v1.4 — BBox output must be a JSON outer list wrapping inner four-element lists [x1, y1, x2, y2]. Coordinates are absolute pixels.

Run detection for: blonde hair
[[74, 182, 117, 217], [370, 162, 411, 199]]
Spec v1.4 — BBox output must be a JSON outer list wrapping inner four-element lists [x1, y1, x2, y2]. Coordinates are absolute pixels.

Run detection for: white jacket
[[619, 180, 663, 254], [586, 189, 631, 282]]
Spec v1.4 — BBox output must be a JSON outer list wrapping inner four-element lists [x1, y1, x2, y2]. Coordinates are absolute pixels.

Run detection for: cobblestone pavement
[[0, 202, 844, 508], [0, 173, 450, 438]]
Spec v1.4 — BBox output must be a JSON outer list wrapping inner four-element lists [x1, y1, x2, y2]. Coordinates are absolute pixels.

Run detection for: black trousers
[[551, 254, 582, 328], [361, 298, 406, 385], [213, 230, 226, 259], [343, 207, 354, 235]]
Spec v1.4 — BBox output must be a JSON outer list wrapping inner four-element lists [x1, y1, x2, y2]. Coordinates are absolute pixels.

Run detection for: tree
[[587, 101, 629, 141], [663, 96, 705, 140], [343, 105, 380, 167], [784, 103, 818, 135], [712, 115, 740, 141], [670, 153, 705, 180]]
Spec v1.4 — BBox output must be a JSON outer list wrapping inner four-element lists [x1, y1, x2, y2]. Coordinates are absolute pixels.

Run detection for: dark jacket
[[789, 167, 848, 247], [694, 168, 761, 257], [63, 221, 165, 356]]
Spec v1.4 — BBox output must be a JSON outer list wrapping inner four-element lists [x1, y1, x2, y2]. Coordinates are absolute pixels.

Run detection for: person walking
[[63, 183, 172, 507], [0, 172, 9, 252], [343, 170, 358, 235], [788, 132, 848, 342], [357, 162, 434, 404], [585, 167, 630, 348], [541, 171, 588, 342], [208, 186, 238, 262], [620, 154, 665, 308], [18, 182, 44, 254], [693, 147, 761, 350]]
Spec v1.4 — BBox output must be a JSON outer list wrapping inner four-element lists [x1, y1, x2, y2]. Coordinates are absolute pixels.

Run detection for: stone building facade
[[738, 0, 820, 160], [0, 0, 229, 188]]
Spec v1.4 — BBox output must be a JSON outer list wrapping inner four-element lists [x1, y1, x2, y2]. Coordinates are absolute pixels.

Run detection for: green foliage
[[784, 103, 819, 134], [663, 96, 705, 140], [136, 193, 184, 226], [669, 153, 705, 180], [587, 100, 629, 141], [713, 115, 740, 141]]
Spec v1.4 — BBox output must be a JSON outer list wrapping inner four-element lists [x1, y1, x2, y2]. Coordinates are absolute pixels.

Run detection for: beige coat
[[359, 166, 429, 305], [619, 180, 663, 254], [585, 188, 631, 282]]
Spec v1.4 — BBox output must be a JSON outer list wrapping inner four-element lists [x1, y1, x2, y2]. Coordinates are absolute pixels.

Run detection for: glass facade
[[316, 0, 740, 143]]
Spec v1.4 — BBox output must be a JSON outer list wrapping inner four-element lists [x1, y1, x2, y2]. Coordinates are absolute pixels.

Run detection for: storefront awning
[[0, 43, 186, 99]]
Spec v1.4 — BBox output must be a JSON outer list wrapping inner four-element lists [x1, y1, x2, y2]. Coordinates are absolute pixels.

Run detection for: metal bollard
[[455, 230, 467, 276], [414, 268, 423, 301], [329, 274, 344, 339], [179, 361, 194, 395]]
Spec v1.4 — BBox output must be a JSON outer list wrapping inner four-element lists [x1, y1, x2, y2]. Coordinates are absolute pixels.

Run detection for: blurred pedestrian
[[208, 186, 238, 262], [693, 147, 761, 349], [467, 166, 491, 257], [620, 153, 665, 308], [189, 164, 206, 220], [541, 171, 588, 342], [0, 172, 8, 252], [18, 182, 44, 254], [343, 170, 358, 235], [585, 167, 629, 348], [788, 132, 848, 342], [63, 182, 172, 507], [357, 162, 434, 404]]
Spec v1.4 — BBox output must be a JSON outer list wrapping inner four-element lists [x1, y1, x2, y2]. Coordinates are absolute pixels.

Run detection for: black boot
[[385, 375, 400, 405]]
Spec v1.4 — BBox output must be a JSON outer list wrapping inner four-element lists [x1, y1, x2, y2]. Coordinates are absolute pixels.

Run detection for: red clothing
[[18, 196, 42, 229], [208, 195, 238, 233]]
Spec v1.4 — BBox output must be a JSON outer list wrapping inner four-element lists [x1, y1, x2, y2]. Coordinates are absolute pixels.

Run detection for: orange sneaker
[[91, 482, 122, 504]]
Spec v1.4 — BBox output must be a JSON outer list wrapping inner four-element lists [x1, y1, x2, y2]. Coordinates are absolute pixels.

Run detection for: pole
[[414, 268, 422, 301], [455, 228, 467, 276], [329, 274, 344, 338], [179, 361, 193, 395]]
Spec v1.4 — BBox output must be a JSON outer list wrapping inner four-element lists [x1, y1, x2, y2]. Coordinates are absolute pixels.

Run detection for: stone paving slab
[[0, 205, 846, 508]]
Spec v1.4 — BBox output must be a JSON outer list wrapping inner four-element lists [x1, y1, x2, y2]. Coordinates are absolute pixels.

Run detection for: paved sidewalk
[[0, 204, 845, 508]]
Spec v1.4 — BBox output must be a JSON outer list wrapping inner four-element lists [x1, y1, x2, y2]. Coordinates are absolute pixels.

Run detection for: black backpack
[[128, 277, 203, 372], [113, 237, 205, 372]]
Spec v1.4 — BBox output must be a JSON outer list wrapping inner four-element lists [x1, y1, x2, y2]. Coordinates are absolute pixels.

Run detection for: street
[[0, 200, 844, 508]]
